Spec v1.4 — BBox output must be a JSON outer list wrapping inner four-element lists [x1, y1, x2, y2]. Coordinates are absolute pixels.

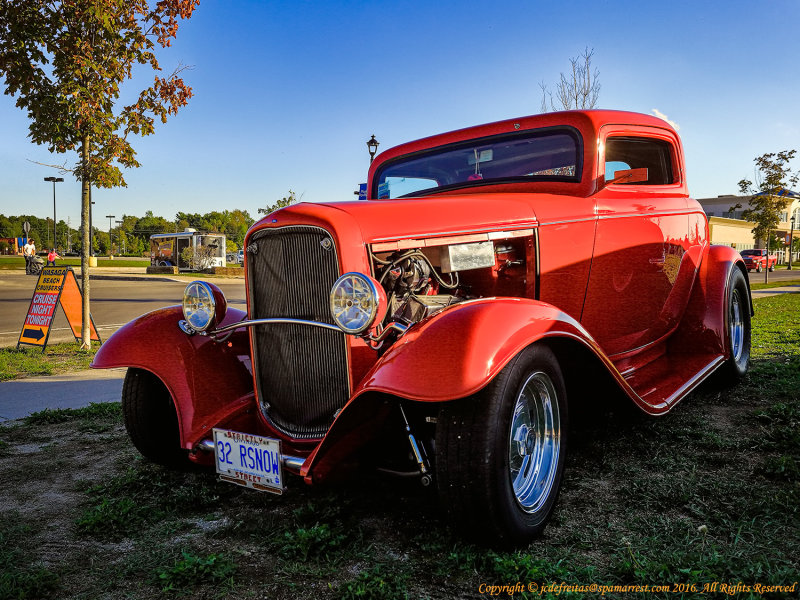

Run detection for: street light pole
[[44, 176, 64, 250], [106, 215, 115, 256], [789, 215, 795, 270]]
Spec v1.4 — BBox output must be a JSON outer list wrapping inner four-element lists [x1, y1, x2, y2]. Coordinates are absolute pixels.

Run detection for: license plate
[[212, 428, 284, 494]]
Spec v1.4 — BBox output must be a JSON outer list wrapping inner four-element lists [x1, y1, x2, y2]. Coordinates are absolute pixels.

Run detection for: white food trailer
[[149, 229, 226, 271]]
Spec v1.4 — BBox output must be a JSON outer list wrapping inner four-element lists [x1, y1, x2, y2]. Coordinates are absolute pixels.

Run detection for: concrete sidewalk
[[0, 367, 126, 423], [750, 285, 800, 298]]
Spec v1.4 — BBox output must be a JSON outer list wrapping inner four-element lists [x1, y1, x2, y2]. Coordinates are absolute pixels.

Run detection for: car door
[[581, 126, 694, 357]]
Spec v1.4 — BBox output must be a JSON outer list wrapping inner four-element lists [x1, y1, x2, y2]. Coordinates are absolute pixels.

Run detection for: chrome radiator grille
[[247, 226, 348, 438]]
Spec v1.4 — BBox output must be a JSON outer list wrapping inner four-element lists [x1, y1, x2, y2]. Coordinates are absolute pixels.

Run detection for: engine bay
[[369, 231, 534, 332]]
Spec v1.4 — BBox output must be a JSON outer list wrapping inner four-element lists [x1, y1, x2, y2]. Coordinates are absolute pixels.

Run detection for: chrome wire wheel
[[729, 287, 744, 363], [508, 371, 561, 513]]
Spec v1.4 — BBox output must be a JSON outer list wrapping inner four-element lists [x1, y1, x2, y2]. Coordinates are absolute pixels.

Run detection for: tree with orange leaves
[[0, 0, 199, 347]]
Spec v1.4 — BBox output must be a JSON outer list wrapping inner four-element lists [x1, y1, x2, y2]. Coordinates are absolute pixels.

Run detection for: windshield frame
[[371, 125, 583, 199]]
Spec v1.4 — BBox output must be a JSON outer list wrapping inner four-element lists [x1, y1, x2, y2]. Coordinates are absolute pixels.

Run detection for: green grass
[[0, 255, 149, 269], [154, 551, 237, 593], [750, 278, 800, 290], [337, 565, 409, 600], [60, 257, 150, 268], [76, 462, 231, 539], [749, 293, 800, 358], [0, 513, 59, 600], [0, 343, 97, 381]]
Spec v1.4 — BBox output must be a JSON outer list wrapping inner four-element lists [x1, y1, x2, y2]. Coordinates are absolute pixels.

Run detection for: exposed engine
[[370, 235, 531, 331]]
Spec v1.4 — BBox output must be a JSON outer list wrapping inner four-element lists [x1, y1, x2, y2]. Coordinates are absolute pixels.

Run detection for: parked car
[[740, 248, 777, 272], [93, 110, 752, 545]]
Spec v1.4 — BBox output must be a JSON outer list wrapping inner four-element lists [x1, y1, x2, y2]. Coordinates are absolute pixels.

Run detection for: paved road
[[746, 267, 800, 283], [0, 270, 245, 347]]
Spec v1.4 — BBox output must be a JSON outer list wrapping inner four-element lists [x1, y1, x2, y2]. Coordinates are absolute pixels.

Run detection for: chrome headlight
[[330, 272, 387, 334], [182, 281, 226, 332]]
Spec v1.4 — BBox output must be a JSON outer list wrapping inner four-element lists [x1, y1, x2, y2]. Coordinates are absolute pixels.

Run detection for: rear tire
[[719, 267, 751, 382], [435, 344, 567, 546], [122, 368, 190, 468]]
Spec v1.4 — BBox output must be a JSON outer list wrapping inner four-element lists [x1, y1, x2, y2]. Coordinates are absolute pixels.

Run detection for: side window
[[605, 137, 674, 185]]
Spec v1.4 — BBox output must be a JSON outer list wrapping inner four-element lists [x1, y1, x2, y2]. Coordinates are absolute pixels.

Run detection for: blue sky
[[1, 0, 799, 233]]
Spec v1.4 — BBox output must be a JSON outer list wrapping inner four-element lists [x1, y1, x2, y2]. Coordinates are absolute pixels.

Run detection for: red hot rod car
[[740, 248, 777, 272], [93, 110, 752, 545]]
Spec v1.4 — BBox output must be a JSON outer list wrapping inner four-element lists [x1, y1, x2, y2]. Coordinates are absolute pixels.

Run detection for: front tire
[[122, 368, 190, 468], [435, 344, 567, 546]]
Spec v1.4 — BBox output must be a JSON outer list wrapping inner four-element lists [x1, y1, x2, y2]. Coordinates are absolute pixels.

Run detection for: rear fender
[[91, 306, 255, 450], [670, 244, 751, 357]]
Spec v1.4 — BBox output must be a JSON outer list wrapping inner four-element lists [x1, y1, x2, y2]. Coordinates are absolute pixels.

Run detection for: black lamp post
[[366, 135, 379, 164], [44, 176, 63, 250], [789, 215, 796, 270]]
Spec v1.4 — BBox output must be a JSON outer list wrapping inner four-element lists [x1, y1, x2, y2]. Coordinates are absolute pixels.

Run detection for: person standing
[[22, 238, 36, 274], [46, 248, 61, 266]]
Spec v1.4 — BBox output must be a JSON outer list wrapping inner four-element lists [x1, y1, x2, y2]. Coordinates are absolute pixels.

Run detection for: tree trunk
[[80, 136, 91, 349]]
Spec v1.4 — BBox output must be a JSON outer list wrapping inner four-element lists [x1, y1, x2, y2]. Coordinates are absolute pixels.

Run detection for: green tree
[[0, 0, 198, 347], [258, 190, 301, 216], [735, 150, 798, 281]]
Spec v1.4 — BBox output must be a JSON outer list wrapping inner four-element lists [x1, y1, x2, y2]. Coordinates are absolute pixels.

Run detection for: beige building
[[696, 194, 800, 261]]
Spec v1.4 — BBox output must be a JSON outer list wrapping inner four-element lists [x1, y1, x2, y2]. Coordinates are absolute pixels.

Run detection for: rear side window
[[605, 137, 674, 185]]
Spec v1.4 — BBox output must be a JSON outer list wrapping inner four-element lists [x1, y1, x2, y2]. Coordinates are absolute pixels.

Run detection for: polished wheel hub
[[508, 371, 561, 513]]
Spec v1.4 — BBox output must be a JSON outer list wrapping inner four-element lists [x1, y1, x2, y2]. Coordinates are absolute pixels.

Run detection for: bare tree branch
[[540, 47, 600, 112]]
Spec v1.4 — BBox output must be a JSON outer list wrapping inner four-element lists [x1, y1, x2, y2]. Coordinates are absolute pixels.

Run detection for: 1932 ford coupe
[[92, 110, 752, 545]]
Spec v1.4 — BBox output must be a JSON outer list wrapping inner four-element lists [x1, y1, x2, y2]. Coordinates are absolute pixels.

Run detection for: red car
[[740, 248, 777, 272], [93, 110, 752, 545]]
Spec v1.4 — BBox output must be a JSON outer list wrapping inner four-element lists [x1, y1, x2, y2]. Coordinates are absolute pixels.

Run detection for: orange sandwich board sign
[[17, 266, 101, 351]]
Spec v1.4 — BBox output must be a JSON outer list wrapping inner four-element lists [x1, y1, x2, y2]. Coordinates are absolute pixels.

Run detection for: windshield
[[740, 250, 763, 256], [374, 128, 581, 199]]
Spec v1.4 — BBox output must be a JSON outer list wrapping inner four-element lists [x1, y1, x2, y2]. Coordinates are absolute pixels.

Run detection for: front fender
[[301, 298, 612, 483], [353, 297, 600, 402], [92, 306, 255, 450]]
